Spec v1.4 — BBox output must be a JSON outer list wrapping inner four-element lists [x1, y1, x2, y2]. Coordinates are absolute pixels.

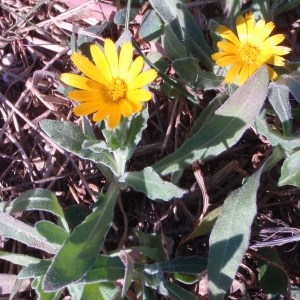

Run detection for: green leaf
[[179, 4, 214, 70], [272, 71, 300, 103], [153, 66, 269, 175], [18, 260, 51, 279], [145, 256, 207, 275], [69, 282, 120, 300], [33, 276, 62, 300], [278, 150, 300, 187], [78, 255, 124, 283], [273, 0, 300, 16], [258, 248, 287, 296], [35, 221, 69, 245], [0, 251, 40, 267], [172, 57, 222, 90], [149, 0, 184, 42], [0, 213, 58, 254], [135, 230, 168, 261], [0, 188, 69, 232], [114, 8, 138, 26], [220, 0, 242, 27], [40, 120, 118, 176], [268, 81, 292, 135], [102, 108, 149, 162], [163, 24, 187, 60], [163, 280, 197, 300], [185, 207, 222, 241], [139, 10, 163, 41], [42, 183, 120, 291], [122, 167, 187, 201], [208, 166, 263, 300], [255, 115, 300, 151]]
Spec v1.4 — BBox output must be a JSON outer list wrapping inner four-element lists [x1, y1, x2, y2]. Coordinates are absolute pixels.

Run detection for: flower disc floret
[[61, 39, 157, 128], [211, 11, 291, 85]]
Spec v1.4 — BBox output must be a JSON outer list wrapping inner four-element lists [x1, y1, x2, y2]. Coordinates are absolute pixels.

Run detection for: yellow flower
[[61, 39, 157, 128], [211, 11, 291, 86]]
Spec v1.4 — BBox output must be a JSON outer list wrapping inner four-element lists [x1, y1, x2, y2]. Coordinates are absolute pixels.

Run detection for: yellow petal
[[126, 98, 142, 112], [245, 12, 255, 43], [261, 46, 291, 56], [217, 41, 239, 53], [238, 63, 250, 85], [217, 25, 241, 47], [213, 54, 241, 66], [126, 89, 153, 102], [73, 101, 100, 116], [252, 19, 265, 44], [125, 56, 144, 83], [119, 42, 134, 79], [127, 69, 157, 91], [61, 73, 100, 90], [104, 39, 119, 78], [265, 55, 286, 66], [248, 62, 259, 78], [236, 14, 247, 45], [258, 53, 286, 66], [90, 44, 112, 84], [93, 107, 108, 122], [260, 34, 285, 49], [224, 62, 242, 84], [119, 100, 133, 117], [68, 90, 105, 102], [107, 110, 121, 129], [71, 53, 104, 84], [255, 21, 275, 45], [266, 65, 278, 80]]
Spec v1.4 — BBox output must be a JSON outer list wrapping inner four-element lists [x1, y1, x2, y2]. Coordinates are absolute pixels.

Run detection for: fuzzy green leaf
[[268, 82, 292, 135], [208, 167, 263, 299], [0, 213, 58, 254], [40, 120, 118, 176], [153, 66, 268, 175], [123, 167, 187, 201], [42, 183, 120, 291], [278, 150, 300, 187], [0, 188, 69, 232]]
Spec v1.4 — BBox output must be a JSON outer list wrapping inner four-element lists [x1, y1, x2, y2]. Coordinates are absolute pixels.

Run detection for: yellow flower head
[[61, 39, 157, 128], [211, 11, 291, 86]]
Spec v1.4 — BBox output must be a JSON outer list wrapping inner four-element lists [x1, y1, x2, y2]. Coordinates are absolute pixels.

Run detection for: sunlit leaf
[[122, 167, 187, 201], [153, 66, 269, 175], [278, 150, 300, 187], [0, 213, 58, 254], [208, 166, 263, 299], [42, 183, 120, 291]]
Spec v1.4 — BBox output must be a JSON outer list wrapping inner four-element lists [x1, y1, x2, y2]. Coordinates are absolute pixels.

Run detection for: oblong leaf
[[1, 188, 69, 232], [208, 167, 263, 299], [0, 251, 40, 267], [123, 167, 187, 201], [42, 183, 120, 291], [149, 0, 184, 42], [35, 221, 69, 245], [278, 150, 300, 187], [153, 66, 269, 175], [40, 120, 118, 176], [268, 82, 292, 135], [78, 255, 124, 283], [0, 213, 58, 254]]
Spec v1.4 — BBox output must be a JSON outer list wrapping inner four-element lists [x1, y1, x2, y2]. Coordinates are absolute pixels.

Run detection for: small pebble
[[1, 53, 16, 66]]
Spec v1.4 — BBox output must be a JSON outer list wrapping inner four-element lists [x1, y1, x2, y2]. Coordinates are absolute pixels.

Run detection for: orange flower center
[[240, 43, 260, 64], [105, 78, 127, 102]]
